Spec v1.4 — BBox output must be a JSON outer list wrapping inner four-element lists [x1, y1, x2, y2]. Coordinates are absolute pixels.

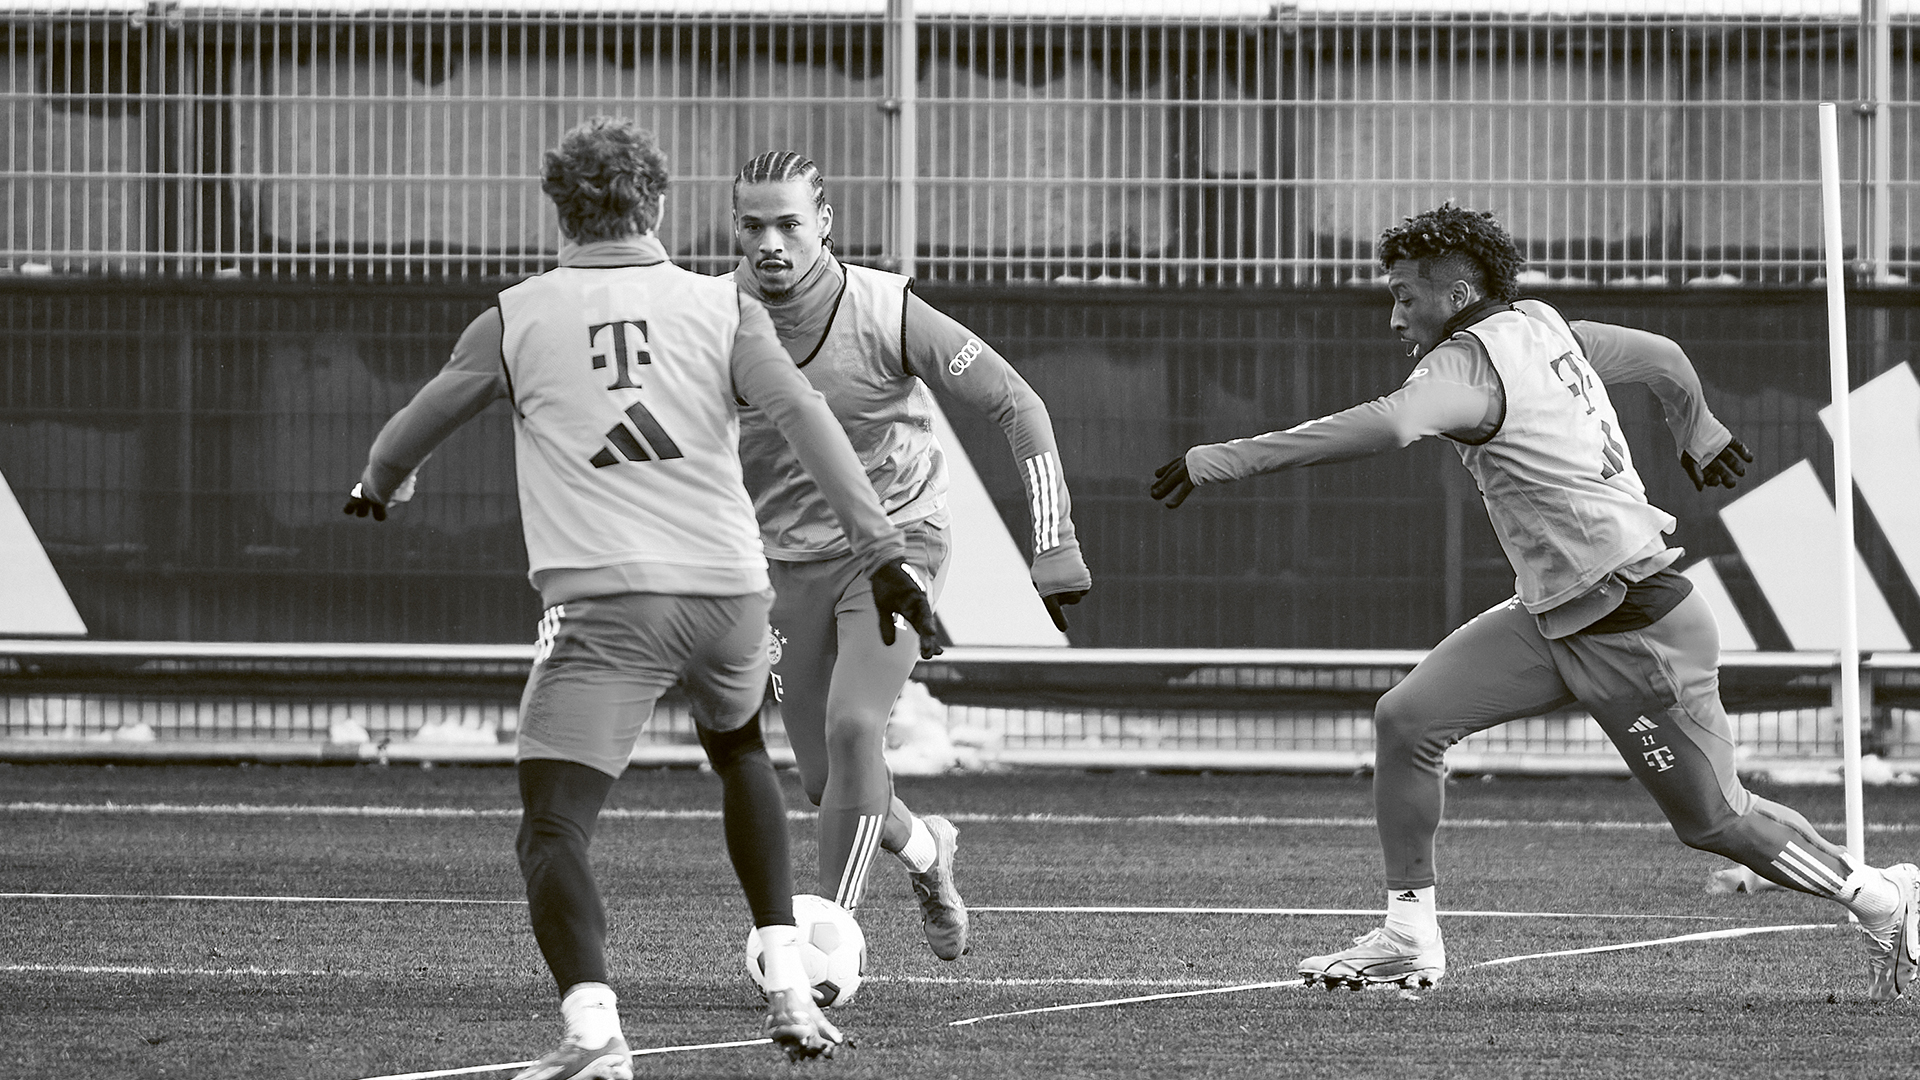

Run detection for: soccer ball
[[744, 894, 867, 1008]]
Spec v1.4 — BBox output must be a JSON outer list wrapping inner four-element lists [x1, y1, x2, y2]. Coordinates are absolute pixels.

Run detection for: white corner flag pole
[[1818, 101, 1866, 864]]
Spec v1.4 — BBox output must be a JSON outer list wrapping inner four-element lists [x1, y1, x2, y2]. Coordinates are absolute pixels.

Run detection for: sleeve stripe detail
[[1023, 451, 1061, 554]]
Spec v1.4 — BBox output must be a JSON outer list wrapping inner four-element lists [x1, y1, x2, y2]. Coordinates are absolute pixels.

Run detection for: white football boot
[[764, 985, 846, 1061], [508, 1034, 633, 1080], [1859, 863, 1920, 1003], [1299, 926, 1446, 992], [908, 815, 970, 960]]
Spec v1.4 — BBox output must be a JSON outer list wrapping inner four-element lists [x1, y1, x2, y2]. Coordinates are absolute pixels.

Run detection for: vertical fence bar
[[1864, 0, 1893, 283], [887, 0, 916, 280]]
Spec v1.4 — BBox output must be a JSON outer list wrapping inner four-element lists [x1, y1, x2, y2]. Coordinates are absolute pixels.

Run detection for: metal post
[[885, 0, 917, 280], [1860, 0, 1892, 283]]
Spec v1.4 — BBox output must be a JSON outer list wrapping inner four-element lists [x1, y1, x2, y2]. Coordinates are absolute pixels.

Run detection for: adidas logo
[[1626, 718, 1658, 733], [1395, 890, 1421, 903]]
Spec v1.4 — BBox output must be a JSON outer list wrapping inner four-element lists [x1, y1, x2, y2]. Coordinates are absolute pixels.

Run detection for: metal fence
[[6, 276, 1918, 648], [5, 641, 1918, 773], [2, 1, 1915, 283]]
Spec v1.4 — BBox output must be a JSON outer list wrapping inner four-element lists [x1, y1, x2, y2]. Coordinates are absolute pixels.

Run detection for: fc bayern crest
[[767, 626, 786, 667]]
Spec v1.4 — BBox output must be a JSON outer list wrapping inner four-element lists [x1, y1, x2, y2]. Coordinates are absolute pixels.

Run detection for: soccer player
[[1150, 204, 1920, 1001], [726, 151, 1093, 960], [345, 117, 942, 1077]]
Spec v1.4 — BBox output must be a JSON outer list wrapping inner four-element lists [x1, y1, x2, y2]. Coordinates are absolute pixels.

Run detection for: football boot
[[1299, 926, 1445, 992], [1861, 862, 1920, 1003], [508, 1034, 633, 1080], [764, 985, 846, 1061], [908, 815, 970, 960]]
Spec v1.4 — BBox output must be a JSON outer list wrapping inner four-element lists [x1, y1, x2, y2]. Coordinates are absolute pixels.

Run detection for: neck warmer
[[734, 251, 845, 344]]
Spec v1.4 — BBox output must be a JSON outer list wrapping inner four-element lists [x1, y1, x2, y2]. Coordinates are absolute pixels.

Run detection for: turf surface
[[5, 763, 1920, 1078]]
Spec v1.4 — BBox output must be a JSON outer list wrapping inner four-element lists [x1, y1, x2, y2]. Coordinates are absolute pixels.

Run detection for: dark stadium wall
[[2, 279, 1914, 650]]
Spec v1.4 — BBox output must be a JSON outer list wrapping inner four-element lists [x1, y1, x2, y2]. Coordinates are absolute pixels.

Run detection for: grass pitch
[[4, 763, 1919, 1079]]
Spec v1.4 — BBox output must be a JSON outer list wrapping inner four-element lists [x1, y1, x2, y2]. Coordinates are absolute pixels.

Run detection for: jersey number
[[1550, 352, 1628, 481], [585, 320, 684, 468]]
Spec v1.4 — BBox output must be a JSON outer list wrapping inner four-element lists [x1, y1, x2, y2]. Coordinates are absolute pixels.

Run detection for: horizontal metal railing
[[3, 640, 1915, 773]]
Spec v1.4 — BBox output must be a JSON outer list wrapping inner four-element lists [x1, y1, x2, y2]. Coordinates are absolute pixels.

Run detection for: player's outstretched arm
[[1571, 319, 1749, 490], [900, 290, 1091, 630], [1151, 368, 1493, 508], [345, 307, 508, 521]]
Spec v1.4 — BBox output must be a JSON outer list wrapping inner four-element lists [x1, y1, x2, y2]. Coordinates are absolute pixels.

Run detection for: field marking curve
[[947, 921, 1837, 1026], [346, 1038, 773, 1080]]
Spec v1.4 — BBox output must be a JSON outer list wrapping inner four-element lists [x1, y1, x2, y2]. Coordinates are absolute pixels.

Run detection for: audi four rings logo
[[949, 338, 983, 376]]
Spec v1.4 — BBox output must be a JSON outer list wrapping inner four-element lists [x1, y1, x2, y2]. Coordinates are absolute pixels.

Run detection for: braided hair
[[732, 151, 832, 245], [1376, 204, 1524, 303]]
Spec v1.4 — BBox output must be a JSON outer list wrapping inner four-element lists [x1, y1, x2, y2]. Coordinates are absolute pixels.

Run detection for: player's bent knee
[[823, 712, 888, 761], [1372, 687, 1437, 756], [698, 717, 769, 773]]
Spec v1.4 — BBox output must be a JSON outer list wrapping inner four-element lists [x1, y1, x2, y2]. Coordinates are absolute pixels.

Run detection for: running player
[[726, 151, 1093, 960], [1150, 203, 1920, 1001], [345, 117, 941, 1078]]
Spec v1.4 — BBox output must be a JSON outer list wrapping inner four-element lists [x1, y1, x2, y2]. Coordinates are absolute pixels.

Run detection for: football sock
[[697, 718, 795, 928], [754, 924, 809, 995], [517, 759, 616, 993], [1762, 840, 1853, 897], [1384, 886, 1439, 942], [892, 815, 938, 874], [559, 982, 620, 1045], [823, 810, 887, 912], [1839, 864, 1901, 925]]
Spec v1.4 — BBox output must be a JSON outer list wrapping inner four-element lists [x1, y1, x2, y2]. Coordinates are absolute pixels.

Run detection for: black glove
[[1149, 455, 1195, 509], [870, 560, 944, 659], [1682, 437, 1753, 492], [1042, 590, 1087, 632], [342, 482, 387, 522]]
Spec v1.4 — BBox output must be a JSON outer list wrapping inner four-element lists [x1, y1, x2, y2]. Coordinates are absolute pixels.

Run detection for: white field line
[[1, 892, 522, 905], [0, 962, 1253, 990], [947, 922, 1839, 1026], [872, 975, 1247, 988], [974, 906, 1731, 921], [10, 800, 1919, 835], [1, 963, 377, 977], [949, 979, 1309, 1025], [2, 893, 1727, 922], [350, 1039, 772, 1080]]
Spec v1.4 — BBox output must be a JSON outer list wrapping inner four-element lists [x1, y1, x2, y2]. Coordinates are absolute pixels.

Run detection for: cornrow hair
[[732, 152, 832, 247], [1376, 204, 1524, 303]]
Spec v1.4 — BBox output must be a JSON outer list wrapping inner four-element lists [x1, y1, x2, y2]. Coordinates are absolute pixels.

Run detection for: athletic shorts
[[767, 522, 950, 677], [517, 590, 774, 778]]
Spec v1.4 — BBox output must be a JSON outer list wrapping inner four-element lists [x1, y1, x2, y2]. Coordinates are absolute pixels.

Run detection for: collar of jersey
[[734, 252, 847, 366], [1439, 296, 1515, 341], [557, 233, 671, 268]]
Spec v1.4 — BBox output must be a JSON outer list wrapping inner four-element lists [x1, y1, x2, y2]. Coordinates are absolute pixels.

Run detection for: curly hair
[[541, 116, 670, 243], [1376, 204, 1524, 303]]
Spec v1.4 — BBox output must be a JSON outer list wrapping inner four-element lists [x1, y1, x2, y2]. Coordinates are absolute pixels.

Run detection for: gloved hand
[[869, 560, 944, 659], [1150, 454, 1196, 509], [342, 482, 389, 521], [1682, 437, 1753, 491], [342, 472, 418, 521], [1031, 544, 1092, 632]]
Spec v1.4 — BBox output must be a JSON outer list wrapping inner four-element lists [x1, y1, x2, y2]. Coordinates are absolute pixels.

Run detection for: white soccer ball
[[744, 894, 867, 1008]]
